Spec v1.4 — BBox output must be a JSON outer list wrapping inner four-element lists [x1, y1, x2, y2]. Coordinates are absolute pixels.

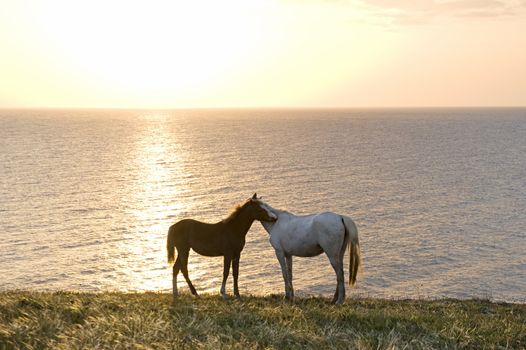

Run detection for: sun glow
[[13, 0, 271, 107], [1, 0, 525, 108]]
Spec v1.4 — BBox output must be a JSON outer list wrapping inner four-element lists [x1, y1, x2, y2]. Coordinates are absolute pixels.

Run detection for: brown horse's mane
[[221, 203, 244, 224], [221, 199, 257, 224]]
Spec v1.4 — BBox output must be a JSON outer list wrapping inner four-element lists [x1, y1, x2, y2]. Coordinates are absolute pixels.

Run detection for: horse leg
[[172, 256, 181, 299], [285, 254, 294, 300], [232, 254, 241, 298], [275, 250, 292, 301], [328, 255, 345, 304], [332, 232, 348, 303], [179, 249, 198, 296], [221, 255, 232, 299]]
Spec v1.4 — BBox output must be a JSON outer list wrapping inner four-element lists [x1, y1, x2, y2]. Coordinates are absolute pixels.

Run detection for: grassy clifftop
[[0, 291, 524, 349]]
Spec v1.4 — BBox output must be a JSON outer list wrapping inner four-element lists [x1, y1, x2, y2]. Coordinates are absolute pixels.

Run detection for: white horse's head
[[250, 193, 277, 222], [250, 194, 278, 230]]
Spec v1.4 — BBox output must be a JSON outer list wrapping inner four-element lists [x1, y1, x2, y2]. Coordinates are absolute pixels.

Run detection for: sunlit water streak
[[1, 108, 525, 302]]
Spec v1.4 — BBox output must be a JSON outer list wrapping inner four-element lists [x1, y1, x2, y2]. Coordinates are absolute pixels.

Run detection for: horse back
[[313, 212, 346, 232], [285, 211, 342, 233], [270, 211, 344, 255], [173, 219, 234, 257]]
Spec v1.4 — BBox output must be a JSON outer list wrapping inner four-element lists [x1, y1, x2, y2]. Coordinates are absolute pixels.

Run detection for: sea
[[1, 108, 525, 302]]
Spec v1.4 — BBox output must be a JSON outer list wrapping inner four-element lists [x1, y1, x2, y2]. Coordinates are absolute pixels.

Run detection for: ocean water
[[1, 108, 525, 302]]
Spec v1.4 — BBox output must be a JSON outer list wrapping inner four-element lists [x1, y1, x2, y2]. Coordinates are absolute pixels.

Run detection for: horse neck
[[260, 208, 284, 234], [261, 220, 273, 234], [227, 207, 255, 236]]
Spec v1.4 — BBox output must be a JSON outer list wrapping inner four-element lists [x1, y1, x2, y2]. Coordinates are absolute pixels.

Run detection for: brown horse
[[167, 194, 277, 299]]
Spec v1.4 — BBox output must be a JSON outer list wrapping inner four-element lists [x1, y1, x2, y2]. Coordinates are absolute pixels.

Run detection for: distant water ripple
[[1, 108, 525, 302]]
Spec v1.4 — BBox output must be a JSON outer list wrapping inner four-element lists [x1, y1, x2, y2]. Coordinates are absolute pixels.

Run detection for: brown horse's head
[[247, 193, 277, 222]]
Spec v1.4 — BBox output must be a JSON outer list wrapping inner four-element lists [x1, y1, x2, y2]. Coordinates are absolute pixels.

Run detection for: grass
[[0, 292, 524, 349]]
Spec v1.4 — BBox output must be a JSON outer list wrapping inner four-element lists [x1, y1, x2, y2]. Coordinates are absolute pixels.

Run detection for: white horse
[[258, 200, 361, 304]]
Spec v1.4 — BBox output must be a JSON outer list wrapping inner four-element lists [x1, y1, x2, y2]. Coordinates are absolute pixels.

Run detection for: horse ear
[[252, 193, 257, 200]]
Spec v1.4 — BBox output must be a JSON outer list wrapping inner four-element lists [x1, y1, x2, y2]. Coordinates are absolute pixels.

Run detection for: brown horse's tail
[[167, 224, 177, 265], [342, 216, 361, 286]]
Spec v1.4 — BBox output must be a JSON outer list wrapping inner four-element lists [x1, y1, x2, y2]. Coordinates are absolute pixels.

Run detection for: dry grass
[[0, 292, 524, 349]]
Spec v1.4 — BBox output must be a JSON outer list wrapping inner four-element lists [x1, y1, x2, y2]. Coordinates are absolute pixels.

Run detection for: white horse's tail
[[342, 216, 361, 286]]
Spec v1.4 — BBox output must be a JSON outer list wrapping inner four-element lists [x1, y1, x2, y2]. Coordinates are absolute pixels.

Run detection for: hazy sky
[[1, 0, 525, 108]]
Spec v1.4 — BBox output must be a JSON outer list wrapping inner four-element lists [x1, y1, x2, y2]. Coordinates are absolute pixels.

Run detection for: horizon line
[[1, 105, 526, 111]]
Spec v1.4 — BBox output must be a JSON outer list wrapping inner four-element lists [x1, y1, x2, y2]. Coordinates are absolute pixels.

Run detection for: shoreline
[[1, 291, 524, 349], [1, 289, 525, 304]]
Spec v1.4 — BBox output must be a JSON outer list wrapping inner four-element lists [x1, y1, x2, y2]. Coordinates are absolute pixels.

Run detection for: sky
[[1, 0, 525, 109]]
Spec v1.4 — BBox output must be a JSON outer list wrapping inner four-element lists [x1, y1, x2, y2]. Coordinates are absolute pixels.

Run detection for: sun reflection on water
[[120, 112, 188, 292]]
